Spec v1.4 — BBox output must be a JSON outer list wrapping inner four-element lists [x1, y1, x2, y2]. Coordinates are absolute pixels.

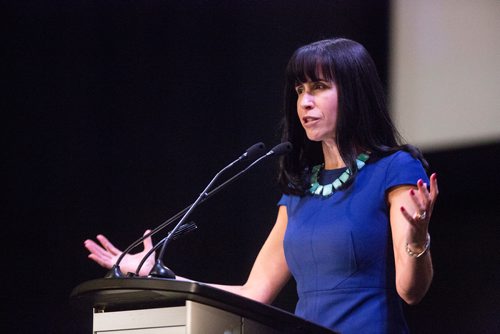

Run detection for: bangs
[[287, 46, 336, 84]]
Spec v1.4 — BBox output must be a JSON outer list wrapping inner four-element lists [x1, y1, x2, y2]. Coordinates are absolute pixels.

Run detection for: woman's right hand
[[84, 230, 155, 276]]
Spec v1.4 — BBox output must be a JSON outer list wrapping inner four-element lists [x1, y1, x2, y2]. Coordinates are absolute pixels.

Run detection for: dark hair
[[278, 38, 427, 195]]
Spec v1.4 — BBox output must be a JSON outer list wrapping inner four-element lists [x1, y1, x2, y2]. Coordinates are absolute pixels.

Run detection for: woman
[[85, 38, 438, 333]]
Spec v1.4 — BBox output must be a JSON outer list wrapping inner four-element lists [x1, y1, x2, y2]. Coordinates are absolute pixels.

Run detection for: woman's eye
[[313, 83, 326, 90], [295, 86, 304, 94]]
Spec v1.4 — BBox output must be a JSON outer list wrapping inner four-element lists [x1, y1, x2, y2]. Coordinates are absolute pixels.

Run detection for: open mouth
[[302, 116, 320, 124]]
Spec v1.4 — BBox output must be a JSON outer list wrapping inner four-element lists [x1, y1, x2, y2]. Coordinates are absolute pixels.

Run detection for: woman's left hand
[[400, 173, 439, 246]]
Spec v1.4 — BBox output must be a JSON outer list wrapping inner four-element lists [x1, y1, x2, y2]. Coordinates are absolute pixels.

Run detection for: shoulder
[[368, 150, 429, 189], [374, 150, 420, 168], [277, 193, 302, 207]]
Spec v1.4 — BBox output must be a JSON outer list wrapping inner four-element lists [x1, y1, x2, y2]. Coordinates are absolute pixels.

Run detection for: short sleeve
[[277, 194, 290, 207], [384, 151, 429, 191]]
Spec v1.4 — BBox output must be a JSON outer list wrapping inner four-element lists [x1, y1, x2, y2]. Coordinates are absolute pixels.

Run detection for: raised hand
[[400, 173, 439, 250]]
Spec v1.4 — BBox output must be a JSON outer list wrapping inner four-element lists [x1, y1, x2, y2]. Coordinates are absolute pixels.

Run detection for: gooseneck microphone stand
[[104, 142, 266, 278], [134, 141, 293, 277]]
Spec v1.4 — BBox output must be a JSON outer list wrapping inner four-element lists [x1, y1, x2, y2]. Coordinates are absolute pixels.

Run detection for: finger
[[85, 241, 112, 264], [142, 229, 154, 251], [423, 173, 438, 215], [429, 173, 439, 202], [84, 239, 105, 256], [400, 206, 419, 228], [84, 240, 113, 261], [409, 188, 426, 214], [88, 253, 113, 269], [417, 179, 431, 205], [96, 234, 122, 255]]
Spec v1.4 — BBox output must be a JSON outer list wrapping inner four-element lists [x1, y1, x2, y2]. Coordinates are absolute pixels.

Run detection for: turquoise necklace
[[309, 152, 370, 197]]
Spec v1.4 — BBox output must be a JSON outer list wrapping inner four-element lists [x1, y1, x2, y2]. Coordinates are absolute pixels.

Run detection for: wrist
[[406, 233, 431, 258]]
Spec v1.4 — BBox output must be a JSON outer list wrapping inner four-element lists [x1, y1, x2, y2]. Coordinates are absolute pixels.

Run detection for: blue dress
[[278, 151, 429, 333]]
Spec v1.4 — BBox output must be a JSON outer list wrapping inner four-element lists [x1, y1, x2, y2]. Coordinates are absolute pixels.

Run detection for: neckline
[[322, 167, 347, 173], [309, 152, 370, 197]]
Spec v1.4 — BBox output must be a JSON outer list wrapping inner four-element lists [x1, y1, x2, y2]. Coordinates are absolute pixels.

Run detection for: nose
[[299, 92, 314, 110]]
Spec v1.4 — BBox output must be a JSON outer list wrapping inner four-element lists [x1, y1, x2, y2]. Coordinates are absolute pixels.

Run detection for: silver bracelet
[[406, 233, 431, 258]]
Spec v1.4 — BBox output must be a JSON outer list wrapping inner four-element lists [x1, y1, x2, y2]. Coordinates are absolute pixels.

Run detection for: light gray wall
[[390, 0, 500, 151]]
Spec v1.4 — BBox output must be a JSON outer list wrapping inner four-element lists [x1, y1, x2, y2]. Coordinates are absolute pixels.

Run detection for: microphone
[[266, 141, 293, 157], [239, 142, 266, 161], [104, 142, 266, 278], [146, 141, 293, 278], [148, 143, 271, 278]]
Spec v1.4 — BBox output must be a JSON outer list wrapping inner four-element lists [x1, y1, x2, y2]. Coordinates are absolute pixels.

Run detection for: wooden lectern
[[71, 278, 336, 334]]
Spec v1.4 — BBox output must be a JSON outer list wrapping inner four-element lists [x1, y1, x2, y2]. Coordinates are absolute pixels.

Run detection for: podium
[[71, 278, 336, 334]]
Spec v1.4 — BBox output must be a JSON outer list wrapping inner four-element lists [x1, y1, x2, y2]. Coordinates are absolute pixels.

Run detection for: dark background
[[3, 1, 499, 333]]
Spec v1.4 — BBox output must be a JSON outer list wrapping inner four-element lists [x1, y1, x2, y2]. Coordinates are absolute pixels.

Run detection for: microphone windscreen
[[269, 142, 293, 156], [244, 142, 266, 161]]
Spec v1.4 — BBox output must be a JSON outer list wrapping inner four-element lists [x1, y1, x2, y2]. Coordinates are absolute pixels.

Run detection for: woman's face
[[295, 79, 339, 143]]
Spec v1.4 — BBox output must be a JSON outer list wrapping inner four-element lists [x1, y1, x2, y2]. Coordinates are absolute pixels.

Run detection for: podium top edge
[[70, 278, 336, 334]]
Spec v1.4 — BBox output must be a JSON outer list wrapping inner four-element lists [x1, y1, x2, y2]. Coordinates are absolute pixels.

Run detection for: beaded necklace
[[309, 152, 370, 197]]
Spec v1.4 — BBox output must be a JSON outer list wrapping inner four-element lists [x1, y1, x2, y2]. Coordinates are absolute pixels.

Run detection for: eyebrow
[[295, 79, 329, 85]]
